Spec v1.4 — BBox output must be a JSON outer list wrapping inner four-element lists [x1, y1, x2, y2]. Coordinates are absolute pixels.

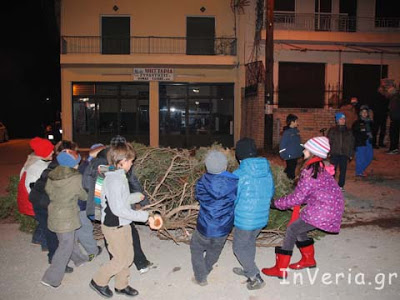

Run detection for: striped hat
[[304, 136, 330, 159]]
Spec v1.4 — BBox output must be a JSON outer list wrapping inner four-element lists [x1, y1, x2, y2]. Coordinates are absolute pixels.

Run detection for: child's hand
[[130, 192, 145, 204], [148, 214, 163, 230]]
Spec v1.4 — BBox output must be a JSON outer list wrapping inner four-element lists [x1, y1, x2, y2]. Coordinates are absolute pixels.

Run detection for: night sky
[[1, 0, 60, 138]]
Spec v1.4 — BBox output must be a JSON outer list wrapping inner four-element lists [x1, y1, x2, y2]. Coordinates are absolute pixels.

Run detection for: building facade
[[60, 0, 400, 148]]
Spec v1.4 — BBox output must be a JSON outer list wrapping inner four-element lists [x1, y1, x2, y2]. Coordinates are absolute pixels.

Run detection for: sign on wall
[[133, 68, 174, 81]]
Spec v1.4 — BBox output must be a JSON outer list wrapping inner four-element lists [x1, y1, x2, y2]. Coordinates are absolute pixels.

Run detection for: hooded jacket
[[195, 171, 238, 238], [233, 157, 274, 230], [45, 166, 87, 233], [327, 125, 354, 157], [275, 166, 344, 233]]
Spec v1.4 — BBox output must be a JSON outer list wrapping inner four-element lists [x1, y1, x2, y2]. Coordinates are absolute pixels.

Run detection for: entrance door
[[186, 17, 215, 55], [342, 64, 388, 107], [315, 0, 332, 31]]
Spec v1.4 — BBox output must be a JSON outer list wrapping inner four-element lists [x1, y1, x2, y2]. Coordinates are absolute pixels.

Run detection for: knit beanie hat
[[335, 112, 345, 122], [304, 136, 330, 159], [57, 150, 81, 168], [204, 150, 228, 174], [110, 135, 127, 146], [29, 137, 54, 158], [235, 137, 257, 160]]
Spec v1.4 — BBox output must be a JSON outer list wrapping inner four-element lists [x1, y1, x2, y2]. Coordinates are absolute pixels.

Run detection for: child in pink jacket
[[262, 136, 344, 279]]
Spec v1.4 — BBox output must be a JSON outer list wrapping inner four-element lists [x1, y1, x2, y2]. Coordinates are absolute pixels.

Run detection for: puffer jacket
[[233, 157, 274, 230], [327, 125, 354, 157], [196, 171, 238, 238], [279, 128, 303, 160], [46, 166, 88, 233], [274, 167, 344, 233]]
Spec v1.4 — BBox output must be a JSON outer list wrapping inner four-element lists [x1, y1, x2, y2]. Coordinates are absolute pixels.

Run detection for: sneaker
[[89, 246, 102, 262], [387, 149, 399, 154], [340, 187, 345, 192], [191, 277, 208, 286], [65, 266, 74, 273], [139, 267, 149, 275], [232, 267, 246, 277], [246, 274, 266, 290], [41, 280, 60, 289]]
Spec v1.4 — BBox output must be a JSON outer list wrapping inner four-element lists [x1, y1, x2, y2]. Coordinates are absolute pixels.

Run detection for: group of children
[[280, 106, 375, 192], [17, 131, 346, 295], [17, 136, 156, 297]]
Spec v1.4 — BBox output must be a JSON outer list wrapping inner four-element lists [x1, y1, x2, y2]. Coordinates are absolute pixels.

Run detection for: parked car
[[0, 122, 9, 142]]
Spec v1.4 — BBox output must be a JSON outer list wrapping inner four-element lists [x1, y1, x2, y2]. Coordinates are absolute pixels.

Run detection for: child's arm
[[104, 176, 149, 223], [274, 172, 312, 210]]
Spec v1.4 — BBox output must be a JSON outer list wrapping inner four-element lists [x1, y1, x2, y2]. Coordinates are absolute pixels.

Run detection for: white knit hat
[[304, 137, 330, 159]]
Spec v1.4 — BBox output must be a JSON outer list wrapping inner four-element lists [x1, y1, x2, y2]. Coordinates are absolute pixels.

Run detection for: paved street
[[0, 139, 399, 299]]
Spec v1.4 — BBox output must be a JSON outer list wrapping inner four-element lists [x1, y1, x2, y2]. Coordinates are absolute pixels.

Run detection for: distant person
[[262, 137, 344, 279], [381, 79, 400, 154], [371, 86, 390, 149], [18, 137, 54, 251], [90, 143, 153, 298], [190, 150, 238, 286], [327, 112, 354, 191], [231, 138, 274, 290], [41, 150, 89, 288], [340, 97, 359, 129], [352, 105, 374, 177], [279, 114, 304, 180]]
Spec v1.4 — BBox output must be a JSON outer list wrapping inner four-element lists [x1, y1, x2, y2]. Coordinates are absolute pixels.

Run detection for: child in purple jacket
[[262, 136, 344, 279]]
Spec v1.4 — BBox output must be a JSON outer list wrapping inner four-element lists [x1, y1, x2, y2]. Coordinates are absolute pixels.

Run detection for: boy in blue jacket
[[279, 114, 303, 180], [190, 150, 238, 286], [232, 138, 274, 290]]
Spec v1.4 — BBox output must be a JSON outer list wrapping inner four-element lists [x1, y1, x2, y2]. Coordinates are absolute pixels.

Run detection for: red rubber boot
[[261, 247, 292, 279], [289, 239, 317, 270]]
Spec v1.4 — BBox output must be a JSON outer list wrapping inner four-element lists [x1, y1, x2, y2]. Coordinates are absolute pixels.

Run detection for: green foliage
[[0, 175, 37, 233]]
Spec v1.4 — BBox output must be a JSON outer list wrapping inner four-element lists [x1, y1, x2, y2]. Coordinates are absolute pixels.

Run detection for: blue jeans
[[355, 140, 373, 176], [232, 227, 262, 279]]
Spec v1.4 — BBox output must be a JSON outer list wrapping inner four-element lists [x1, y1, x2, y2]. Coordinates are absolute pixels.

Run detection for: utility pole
[[265, 0, 274, 105]]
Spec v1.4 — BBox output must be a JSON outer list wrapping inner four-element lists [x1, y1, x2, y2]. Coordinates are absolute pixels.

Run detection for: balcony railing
[[61, 36, 237, 55], [274, 12, 400, 32]]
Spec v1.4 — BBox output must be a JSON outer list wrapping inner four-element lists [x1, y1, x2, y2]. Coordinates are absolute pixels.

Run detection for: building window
[[101, 16, 130, 54], [186, 17, 215, 55], [274, 0, 295, 24], [278, 62, 325, 108], [375, 0, 400, 28], [315, 0, 332, 31], [159, 83, 234, 148], [72, 83, 149, 147]]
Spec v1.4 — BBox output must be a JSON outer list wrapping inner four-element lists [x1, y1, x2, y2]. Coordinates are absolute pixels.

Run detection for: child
[[352, 105, 374, 177], [279, 114, 304, 180], [231, 138, 274, 290], [90, 143, 151, 298], [18, 137, 54, 250], [262, 136, 344, 279], [327, 112, 355, 191], [41, 150, 89, 288], [190, 150, 238, 286]]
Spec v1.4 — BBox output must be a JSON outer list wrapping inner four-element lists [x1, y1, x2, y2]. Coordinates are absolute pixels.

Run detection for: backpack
[[17, 171, 35, 216]]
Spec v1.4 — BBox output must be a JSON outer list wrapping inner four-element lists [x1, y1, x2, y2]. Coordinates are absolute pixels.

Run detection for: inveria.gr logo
[[280, 268, 398, 291]]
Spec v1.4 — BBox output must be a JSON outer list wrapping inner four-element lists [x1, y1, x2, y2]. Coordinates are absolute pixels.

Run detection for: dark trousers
[[282, 218, 316, 251], [372, 116, 387, 146], [285, 158, 298, 180], [105, 222, 148, 270], [389, 119, 400, 151], [32, 203, 58, 262], [190, 230, 227, 282], [330, 154, 348, 188]]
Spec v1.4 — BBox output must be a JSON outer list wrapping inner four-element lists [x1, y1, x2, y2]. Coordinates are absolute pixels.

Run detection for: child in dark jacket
[[262, 137, 344, 279], [232, 138, 274, 290], [190, 150, 238, 286], [279, 114, 304, 179], [327, 112, 355, 190], [352, 105, 374, 177]]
